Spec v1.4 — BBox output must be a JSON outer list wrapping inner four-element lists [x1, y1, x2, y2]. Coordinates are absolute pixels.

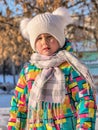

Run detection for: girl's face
[[35, 34, 60, 56]]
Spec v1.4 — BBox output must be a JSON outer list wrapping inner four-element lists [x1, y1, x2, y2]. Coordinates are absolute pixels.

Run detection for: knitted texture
[[20, 7, 73, 51]]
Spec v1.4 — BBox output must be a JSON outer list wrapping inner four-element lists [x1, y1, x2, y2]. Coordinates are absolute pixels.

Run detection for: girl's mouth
[[43, 47, 50, 51]]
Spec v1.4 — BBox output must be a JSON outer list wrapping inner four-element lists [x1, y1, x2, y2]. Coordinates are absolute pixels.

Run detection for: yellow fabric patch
[[55, 118, 66, 124], [66, 46, 71, 51], [62, 104, 67, 113], [46, 124, 53, 130], [69, 82, 77, 89], [30, 123, 43, 128], [16, 86, 23, 93], [15, 122, 20, 129], [59, 62, 70, 69], [84, 122, 91, 128], [18, 76, 26, 85], [48, 109, 53, 119], [77, 118, 80, 124], [89, 108, 94, 117], [28, 71, 41, 79], [83, 83, 89, 89], [8, 122, 16, 126]]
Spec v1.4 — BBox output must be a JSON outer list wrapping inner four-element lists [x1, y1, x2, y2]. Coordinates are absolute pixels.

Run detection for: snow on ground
[[0, 93, 12, 108], [0, 91, 12, 129], [0, 75, 17, 129], [0, 74, 18, 83], [0, 107, 9, 130]]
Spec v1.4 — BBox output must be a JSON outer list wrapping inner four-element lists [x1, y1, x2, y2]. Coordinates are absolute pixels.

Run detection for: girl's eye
[[36, 35, 54, 42], [37, 37, 42, 41], [47, 36, 52, 38], [47, 36, 53, 40]]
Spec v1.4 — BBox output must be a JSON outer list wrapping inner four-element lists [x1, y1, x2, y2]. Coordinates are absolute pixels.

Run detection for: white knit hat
[[20, 7, 73, 51]]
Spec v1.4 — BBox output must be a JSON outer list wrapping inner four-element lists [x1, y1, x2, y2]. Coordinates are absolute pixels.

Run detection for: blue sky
[[0, 0, 92, 17], [0, 1, 7, 16], [70, 0, 92, 16], [0, 0, 23, 16]]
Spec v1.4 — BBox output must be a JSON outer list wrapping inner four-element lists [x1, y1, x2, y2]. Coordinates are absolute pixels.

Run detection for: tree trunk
[[3, 60, 6, 83], [12, 62, 16, 85]]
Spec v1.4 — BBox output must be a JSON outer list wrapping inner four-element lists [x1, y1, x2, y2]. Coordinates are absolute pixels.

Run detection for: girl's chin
[[41, 50, 52, 56], [41, 53, 52, 56]]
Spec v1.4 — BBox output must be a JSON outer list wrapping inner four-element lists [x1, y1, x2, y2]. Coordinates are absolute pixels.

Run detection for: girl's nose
[[41, 38, 48, 45]]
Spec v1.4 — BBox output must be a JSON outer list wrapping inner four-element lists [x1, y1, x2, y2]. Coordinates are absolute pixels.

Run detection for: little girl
[[8, 7, 97, 130]]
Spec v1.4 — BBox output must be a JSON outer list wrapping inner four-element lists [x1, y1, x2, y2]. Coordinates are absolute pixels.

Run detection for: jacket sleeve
[[68, 66, 97, 130], [8, 67, 28, 130]]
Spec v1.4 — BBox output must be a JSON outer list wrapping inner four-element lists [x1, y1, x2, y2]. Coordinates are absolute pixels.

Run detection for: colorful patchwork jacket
[[8, 40, 97, 130]]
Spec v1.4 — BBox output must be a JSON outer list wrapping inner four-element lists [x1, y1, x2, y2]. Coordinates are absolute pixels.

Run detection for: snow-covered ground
[[0, 75, 17, 129], [0, 74, 18, 108], [0, 74, 18, 84], [0, 93, 12, 108]]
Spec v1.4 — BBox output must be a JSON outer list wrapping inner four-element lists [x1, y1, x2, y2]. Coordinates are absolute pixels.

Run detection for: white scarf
[[29, 50, 95, 108], [29, 52, 66, 108]]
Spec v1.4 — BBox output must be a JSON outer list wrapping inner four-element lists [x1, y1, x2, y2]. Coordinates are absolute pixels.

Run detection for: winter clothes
[[8, 40, 97, 130]]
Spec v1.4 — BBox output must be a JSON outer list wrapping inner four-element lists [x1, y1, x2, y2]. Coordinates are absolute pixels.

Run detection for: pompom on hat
[[20, 7, 73, 51]]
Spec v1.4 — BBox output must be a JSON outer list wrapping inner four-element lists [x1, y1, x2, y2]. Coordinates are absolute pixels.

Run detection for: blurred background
[[0, 0, 98, 129]]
